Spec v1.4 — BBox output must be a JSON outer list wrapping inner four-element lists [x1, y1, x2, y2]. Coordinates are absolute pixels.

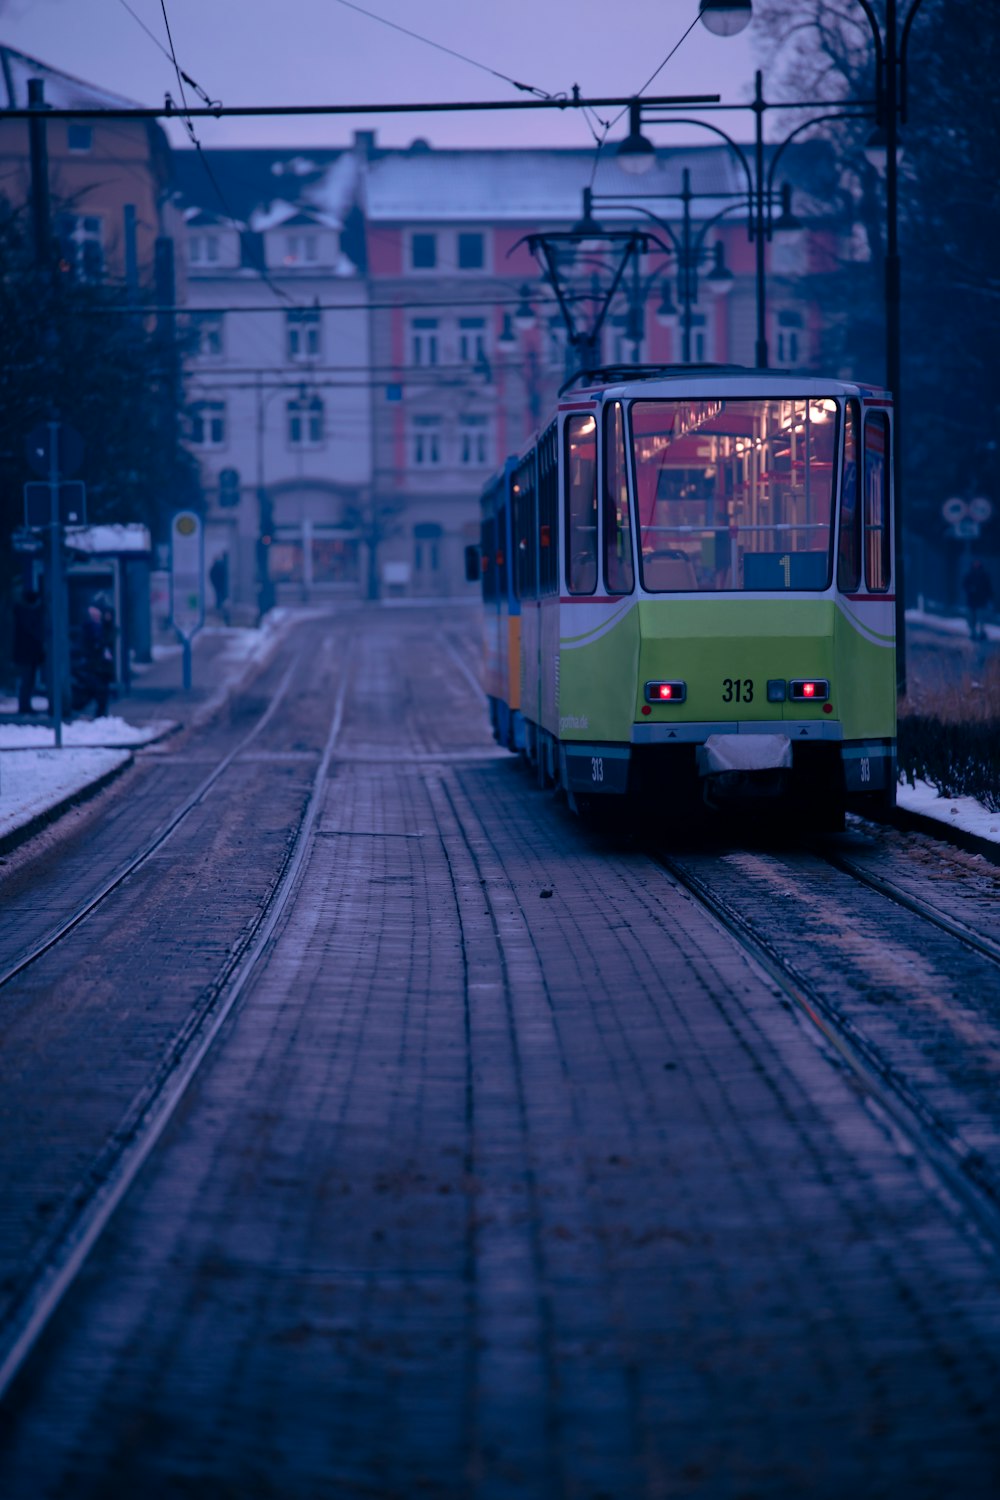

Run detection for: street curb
[[180, 613, 305, 737], [886, 804, 1000, 867], [0, 614, 304, 858], [0, 753, 134, 859]]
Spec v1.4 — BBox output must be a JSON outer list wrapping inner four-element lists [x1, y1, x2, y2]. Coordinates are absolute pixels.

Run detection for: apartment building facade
[[174, 132, 828, 607]]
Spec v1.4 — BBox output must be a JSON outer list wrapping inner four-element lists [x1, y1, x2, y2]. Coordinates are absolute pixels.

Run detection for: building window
[[414, 522, 443, 574], [775, 310, 803, 366], [67, 124, 92, 152], [411, 232, 437, 270], [411, 416, 442, 466], [689, 311, 707, 364], [459, 414, 491, 467], [190, 400, 226, 447], [546, 315, 567, 368], [457, 232, 484, 270], [411, 317, 439, 366], [56, 213, 104, 281], [458, 317, 487, 364], [190, 312, 224, 358], [287, 395, 324, 447], [284, 233, 319, 265], [287, 308, 322, 360], [189, 233, 220, 265]]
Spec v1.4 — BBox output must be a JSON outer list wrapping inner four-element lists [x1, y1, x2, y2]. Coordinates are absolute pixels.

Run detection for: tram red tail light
[[789, 679, 829, 702], [644, 680, 687, 704]]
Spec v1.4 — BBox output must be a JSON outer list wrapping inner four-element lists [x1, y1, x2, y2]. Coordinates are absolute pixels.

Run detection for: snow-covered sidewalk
[[0, 746, 132, 843], [0, 715, 175, 750], [0, 714, 177, 844]]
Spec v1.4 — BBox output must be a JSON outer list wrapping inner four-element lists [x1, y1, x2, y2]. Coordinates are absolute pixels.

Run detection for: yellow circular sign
[[176, 513, 197, 536]]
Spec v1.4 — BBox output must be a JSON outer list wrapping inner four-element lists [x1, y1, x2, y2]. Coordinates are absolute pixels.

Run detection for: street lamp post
[[619, 74, 826, 371], [691, 0, 927, 692], [590, 172, 741, 366], [857, 0, 927, 695]]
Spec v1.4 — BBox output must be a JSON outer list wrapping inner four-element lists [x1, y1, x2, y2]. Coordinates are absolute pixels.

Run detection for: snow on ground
[[905, 606, 1000, 643], [0, 746, 130, 840], [896, 779, 1000, 843], [0, 715, 174, 749]]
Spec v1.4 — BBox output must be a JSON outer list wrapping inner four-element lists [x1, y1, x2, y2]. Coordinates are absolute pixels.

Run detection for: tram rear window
[[630, 398, 839, 592]]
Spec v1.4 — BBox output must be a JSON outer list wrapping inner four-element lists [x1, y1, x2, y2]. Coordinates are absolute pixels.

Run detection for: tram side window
[[538, 424, 559, 596], [514, 455, 538, 600], [603, 401, 634, 593], [837, 400, 862, 592], [481, 515, 497, 602], [864, 410, 891, 592], [497, 500, 509, 599], [565, 413, 597, 595]]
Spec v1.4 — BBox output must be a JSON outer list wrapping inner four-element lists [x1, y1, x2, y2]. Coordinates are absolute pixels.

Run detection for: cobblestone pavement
[[1, 607, 1000, 1498]]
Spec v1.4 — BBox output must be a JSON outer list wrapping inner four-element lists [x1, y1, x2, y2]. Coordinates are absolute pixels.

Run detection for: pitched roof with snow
[[362, 140, 830, 228], [0, 44, 138, 110]]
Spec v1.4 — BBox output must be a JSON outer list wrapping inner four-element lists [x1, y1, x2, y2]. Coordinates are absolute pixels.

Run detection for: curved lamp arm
[[639, 116, 755, 221], [851, 0, 886, 120], [765, 109, 872, 213]]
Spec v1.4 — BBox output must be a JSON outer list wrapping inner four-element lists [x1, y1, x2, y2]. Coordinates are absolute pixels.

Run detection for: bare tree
[[750, 0, 1000, 565]]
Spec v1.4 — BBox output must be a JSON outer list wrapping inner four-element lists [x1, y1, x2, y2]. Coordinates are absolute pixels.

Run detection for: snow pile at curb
[[0, 747, 131, 839], [896, 778, 1000, 843], [0, 716, 174, 750]]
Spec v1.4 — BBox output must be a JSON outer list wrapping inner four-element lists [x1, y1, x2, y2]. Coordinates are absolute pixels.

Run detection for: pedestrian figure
[[12, 588, 46, 714], [210, 553, 229, 621], [71, 601, 115, 718], [962, 559, 993, 640]]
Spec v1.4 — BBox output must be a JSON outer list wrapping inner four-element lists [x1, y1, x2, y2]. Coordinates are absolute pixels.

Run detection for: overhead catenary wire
[[118, 0, 220, 107], [147, 0, 296, 307], [328, 0, 558, 101], [588, 8, 703, 189]]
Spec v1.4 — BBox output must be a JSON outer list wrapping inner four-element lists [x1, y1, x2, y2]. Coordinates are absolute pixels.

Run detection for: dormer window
[[284, 233, 319, 265], [189, 234, 220, 265]]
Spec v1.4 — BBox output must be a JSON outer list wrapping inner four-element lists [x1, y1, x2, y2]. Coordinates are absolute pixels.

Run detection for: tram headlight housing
[[789, 679, 830, 702], [644, 680, 687, 704]]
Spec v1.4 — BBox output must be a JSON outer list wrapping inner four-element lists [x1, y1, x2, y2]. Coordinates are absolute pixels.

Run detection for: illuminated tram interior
[[630, 398, 841, 592]]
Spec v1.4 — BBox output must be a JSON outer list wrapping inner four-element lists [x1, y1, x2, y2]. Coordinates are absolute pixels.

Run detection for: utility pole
[[46, 420, 66, 747], [28, 78, 50, 268]]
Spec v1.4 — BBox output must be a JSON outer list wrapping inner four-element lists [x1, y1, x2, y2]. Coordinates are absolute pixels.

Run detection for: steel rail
[[0, 659, 305, 992], [819, 844, 1000, 970], [654, 851, 1000, 1257], [0, 644, 354, 1404]]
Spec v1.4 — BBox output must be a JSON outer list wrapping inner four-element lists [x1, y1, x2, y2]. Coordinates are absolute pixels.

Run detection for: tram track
[[0, 656, 299, 992], [818, 837, 1000, 970], [654, 847, 1000, 1258], [0, 631, 354, 1404]]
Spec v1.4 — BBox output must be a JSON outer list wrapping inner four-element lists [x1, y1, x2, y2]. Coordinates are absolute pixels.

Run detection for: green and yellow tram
[[474, 366, 895, 829]]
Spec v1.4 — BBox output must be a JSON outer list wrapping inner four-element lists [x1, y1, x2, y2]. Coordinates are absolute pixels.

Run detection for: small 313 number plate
[[722, 678, 753, 703]]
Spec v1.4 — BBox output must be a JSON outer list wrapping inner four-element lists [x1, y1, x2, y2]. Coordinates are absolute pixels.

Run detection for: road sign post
[[170, 511, 204, 691], [46, 422, 64, 745]]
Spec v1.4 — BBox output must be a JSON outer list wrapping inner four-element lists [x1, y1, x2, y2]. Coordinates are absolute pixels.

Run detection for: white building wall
[[181, 224, 372, 615]]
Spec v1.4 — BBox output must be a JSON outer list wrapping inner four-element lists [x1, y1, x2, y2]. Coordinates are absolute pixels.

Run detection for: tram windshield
[[629, 397, 840, 592]]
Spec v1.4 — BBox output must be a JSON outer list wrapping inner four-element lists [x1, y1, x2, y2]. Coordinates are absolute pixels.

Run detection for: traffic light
[[218, 468, 240, 507]]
